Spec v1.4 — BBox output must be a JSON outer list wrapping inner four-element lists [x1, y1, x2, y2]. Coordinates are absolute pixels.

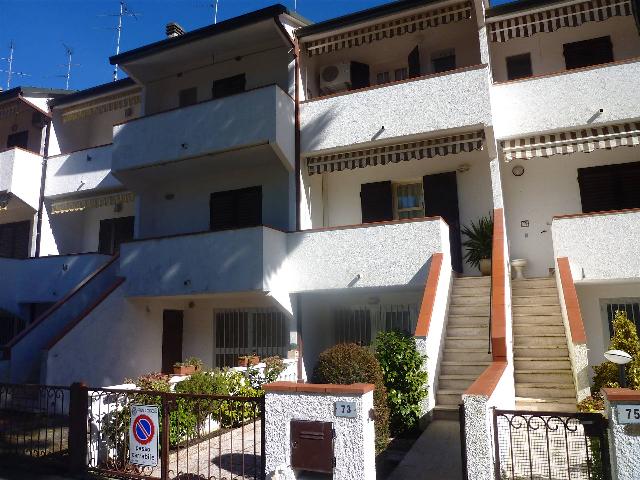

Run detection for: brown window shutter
[[578, 161, 640, 213], [360, 181, 393, 224], [210, 186, 262, 231]]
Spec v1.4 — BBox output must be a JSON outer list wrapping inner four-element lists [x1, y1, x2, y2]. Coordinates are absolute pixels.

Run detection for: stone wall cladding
[[603, 390, 640, 480]]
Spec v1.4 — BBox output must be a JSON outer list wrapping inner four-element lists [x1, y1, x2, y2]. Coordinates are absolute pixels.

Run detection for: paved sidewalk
[[387, 419, 462, 479]]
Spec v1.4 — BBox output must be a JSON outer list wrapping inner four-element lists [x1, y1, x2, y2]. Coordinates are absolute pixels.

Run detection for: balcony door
[[577, 161, 640, 213], [98, 216, 135, 255], [162, 310, 183, 374], [0, 220, 31, 259], [209, 186, 262, 231]]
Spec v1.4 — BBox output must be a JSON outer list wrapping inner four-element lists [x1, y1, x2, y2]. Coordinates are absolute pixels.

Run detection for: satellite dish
[[604, 349, 632, 365]]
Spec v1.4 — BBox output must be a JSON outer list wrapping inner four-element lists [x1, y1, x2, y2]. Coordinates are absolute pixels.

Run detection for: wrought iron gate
[[493, 409, 611, 480]]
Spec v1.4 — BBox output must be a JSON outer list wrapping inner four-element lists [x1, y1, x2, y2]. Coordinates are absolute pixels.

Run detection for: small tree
[[374, 330, 427, 434]]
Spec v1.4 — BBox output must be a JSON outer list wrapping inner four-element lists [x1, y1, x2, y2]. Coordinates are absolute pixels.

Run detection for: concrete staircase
[[435, 276, 492, 419], [513, 277, 577, 412]]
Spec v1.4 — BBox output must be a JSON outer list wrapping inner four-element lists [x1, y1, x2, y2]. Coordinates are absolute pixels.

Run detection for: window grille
[[333, 304, 418, 346], [603, 299, 640, 337], [213, 308, 288, 367]]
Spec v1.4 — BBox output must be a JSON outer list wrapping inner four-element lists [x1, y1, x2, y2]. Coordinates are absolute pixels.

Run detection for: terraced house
[[1, 0, 639, 445]]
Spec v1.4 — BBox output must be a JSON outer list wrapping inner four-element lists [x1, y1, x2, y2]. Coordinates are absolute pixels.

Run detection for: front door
[[162, 310, 183, 374], [423, 172, 463, 272]]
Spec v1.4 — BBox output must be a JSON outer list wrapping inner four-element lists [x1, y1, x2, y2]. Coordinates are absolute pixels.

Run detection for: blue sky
[[0, 0, 511, 92]]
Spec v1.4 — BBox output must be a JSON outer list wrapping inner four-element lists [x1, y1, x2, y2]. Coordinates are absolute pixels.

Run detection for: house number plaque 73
[[335, 401, 357, 418]]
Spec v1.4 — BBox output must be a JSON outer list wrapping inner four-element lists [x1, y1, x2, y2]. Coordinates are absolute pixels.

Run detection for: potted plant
[[237, 353, 260, 368], [172, 357, 203, 375], [287, 343, 298, 360], [461, 214, 493, 276]]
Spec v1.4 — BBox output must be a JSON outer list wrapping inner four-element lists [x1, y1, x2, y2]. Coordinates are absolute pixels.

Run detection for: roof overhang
[[49, 78, 138, 109]]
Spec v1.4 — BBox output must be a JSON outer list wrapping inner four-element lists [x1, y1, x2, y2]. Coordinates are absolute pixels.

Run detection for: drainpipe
[[34, 118, 51, 258], [293, 37, 301, 232]]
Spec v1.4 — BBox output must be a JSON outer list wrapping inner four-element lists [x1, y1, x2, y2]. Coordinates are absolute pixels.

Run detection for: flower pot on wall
[[173, 365, 196, 375], [237, 355, 260, 367], [479, 258, 492, 276]]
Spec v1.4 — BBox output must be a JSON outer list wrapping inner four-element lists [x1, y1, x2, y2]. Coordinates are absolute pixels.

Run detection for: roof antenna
[[0, 41, 31, 89], [214, 0, 219, 24], [112, 1, 140, 81], [61, 44, 80, 90]]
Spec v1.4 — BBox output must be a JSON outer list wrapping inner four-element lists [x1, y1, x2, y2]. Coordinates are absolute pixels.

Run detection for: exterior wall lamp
[[605, 349, 632, 387]]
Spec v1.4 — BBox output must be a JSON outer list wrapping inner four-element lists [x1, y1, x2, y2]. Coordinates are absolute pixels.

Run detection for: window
[[333, 304, 418, 346], [577, 161, 640, 213], [179, 87, 197, 107], [0, 220, 30, 259], [212, 74, 246, 99], [376, 71, 390, 85], [432, 49, 456, 73], [603, 299, 640, 337], [98, 216, 135, 255], [563, 36, 613, 70], [394, 68, 408, 81], [393, 182, 425, 220], [506, 53, 533, 80], [209, 186, 262, 231], [6, 131, 29, 150], [214, 309, 288, 367]]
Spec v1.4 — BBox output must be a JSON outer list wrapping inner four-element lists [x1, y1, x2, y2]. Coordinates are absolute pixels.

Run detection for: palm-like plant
[[461, 214, 494, 269]]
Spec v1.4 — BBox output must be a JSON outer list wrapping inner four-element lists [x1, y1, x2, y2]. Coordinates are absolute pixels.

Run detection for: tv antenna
[[61, 44, 80, 90], [0, 41, 31, 89], [99, 1, 140, 81]]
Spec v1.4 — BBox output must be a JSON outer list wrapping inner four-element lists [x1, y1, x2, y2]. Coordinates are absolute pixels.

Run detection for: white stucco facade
[[0, 148, 43, 210]]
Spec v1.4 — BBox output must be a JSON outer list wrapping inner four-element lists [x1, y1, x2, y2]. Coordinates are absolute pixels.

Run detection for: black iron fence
[[493, 409, 611, 480], [0, 382, 265, 480], [0, 383, 71, 469]]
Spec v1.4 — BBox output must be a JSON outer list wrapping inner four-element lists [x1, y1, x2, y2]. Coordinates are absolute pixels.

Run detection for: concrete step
[[512, 295, 559, 306], [451, 285, 491, 296], [513, 323, 565, 335], [454, 276, 491, 285], [512, 313, 565, 324], [447, 314, 490, 326], [438, 375, 479, 390], [436, 390, 464, 406], [450, 295, 490, 306], [445, 337, 489, 349], [515, 397, 577, 412], [515, 384, 576, 399], [443, 349, 492, 362], [432, 405, 460, 421], [514, 345, 570, 358], [513, 304, 562, 315], [512, 278, 556, 286], [446, 324, 489, 337], [514, 370, 573, 383], [449, 304, 490, 315], [512, 286, 558, 296], [515, 333, 568, 347], [514, 357, 572, 370], [440, 362, 490, 376]]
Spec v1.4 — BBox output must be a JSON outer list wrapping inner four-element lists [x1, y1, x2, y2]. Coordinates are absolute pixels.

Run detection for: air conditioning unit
[[319, 63, 351, 95]]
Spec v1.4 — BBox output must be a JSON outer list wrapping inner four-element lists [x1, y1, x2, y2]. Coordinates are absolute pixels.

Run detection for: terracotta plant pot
[[173, 365, 196, 375], [237, 356, 260, 367], [287, 349, 298, 360], [479, 258, 492, 276]]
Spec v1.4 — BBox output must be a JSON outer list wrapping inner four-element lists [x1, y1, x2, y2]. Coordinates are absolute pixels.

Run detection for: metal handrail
[[488, 262, 493, 355]]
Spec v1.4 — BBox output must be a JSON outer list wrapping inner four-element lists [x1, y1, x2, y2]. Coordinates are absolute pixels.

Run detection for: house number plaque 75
[[617, 405, 640, 424], [335, 401, 357, 418]]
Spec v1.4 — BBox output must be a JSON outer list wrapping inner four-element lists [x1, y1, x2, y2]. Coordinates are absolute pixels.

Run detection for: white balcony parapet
[[112, 84, 295, 171], [552, 209, 640, 282], [300, 65, 491, 154], [491, 58, 640, 139], [0, 148, 42, 210], [45, 144, 120, 197]]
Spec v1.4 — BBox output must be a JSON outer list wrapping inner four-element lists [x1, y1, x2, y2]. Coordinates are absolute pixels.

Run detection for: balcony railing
[[45, 144, 120, 197], [491, 57, 640, 139], [552, 208, 640, 282], [300, 64, 491, 154], [112, 84, 295, 171], [0, 147, 42, 210]]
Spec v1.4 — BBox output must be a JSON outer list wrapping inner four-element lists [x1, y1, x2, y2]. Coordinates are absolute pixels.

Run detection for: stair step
[[450, 295, 491, 306], [515, 334, 568, 347], [513, 305, 562, 315], [433, 405, 460, 420], [451, 286, 491, 295], [447, 314, 490, 326], [514, 346, 570, 358], [436, 390, 464, 406], [445, 337, 489, 349], [515, 371, 573, 383], [514, 357, 572, 370], [514, 324, 565, 335], [515, 397, 577, 412], [449, 305, 490, 315], [512, 286, 558, 296], [443, 349, 492, 362], [454, 276, 491, 285], [512, 278, 556, 286], [440, 362, 490, 375], [438, 376, 480, 390], [512, 295, 559, 305], [516, 385, 576, 399], [446, 325, 489, 336]]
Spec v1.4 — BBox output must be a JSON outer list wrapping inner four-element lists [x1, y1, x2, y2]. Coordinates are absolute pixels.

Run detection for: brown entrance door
[[161, 310, 183, 374]]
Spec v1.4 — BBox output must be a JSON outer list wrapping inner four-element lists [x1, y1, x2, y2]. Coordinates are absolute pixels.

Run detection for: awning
[[304, 1, 472, 56], [306, 130, 485, 175], [501, 122, 640, 161], [487, 0, 632, 42], [51, 191, 135, 214], [61, 90, 141, 123]]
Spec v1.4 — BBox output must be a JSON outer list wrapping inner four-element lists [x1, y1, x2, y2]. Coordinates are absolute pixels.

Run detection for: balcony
[[112, 84, 294, 172], [552, 209, 640, 282], [0, 148, 42, 210], [45, 144, 121, 197], [119, 217, 449, 297], [491, 58, 640, 139], [300, 65, 491, 154], [119, 227, 288, 297]]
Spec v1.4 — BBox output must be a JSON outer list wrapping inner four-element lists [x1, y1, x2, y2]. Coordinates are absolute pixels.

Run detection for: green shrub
[[313, 343, 390, 453], [592, 310, 640, 393], [246, 356, 286, 389], [374, 330, 428, 434]]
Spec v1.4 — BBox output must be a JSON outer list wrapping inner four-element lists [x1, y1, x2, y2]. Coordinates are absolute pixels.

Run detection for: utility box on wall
[[290, 420, 334, 473]]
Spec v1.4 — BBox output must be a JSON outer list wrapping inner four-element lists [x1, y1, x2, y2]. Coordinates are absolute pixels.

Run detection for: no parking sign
[[129, 405, 159, 467]]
